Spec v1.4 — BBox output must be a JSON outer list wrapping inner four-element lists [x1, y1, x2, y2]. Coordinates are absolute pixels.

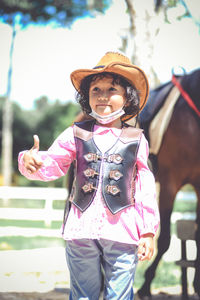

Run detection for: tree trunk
[[1, 20, 16, 187], [124, 0, 161, 88]]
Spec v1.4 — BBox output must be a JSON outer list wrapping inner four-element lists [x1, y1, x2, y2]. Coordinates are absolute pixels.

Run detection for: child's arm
[[23, 135, 43, 174], [18, 126, 75, 181], [135, 133, 160, 260], [138, 233, 154, 261]]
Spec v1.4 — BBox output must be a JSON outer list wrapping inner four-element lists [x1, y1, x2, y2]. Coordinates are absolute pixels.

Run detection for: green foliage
[[155, 0, 194, 24], [0, 0, 111, 27], [0, 96, 80, 180], [31, 98, 80, 146], [12, 103, 35, 156], [0, 98, 34, 171], [34, 98, 80, 149], [155, 0, 180, 11]]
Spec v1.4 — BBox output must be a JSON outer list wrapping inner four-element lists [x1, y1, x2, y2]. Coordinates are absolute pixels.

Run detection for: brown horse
[[137, 68, 200, 298]]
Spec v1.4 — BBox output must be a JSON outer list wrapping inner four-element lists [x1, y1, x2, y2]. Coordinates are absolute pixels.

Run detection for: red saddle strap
[[172, 74, 200, 117]]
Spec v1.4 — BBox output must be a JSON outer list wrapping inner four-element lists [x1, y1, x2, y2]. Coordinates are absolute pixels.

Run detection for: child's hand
[[23, 135, 43, 173], [138, 233, 154, 261]]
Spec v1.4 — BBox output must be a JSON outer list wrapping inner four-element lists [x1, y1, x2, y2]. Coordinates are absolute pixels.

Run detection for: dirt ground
[[0, 247, 198, 300], [0, 289, 199, 300]]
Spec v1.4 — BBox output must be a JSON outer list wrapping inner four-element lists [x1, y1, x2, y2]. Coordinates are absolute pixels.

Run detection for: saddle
[[138, 80, 181, 175], [139, 81, 174, 142]]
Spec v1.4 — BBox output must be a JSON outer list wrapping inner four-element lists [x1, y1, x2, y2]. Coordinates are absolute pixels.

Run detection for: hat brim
[[70, 62, 149, 122]]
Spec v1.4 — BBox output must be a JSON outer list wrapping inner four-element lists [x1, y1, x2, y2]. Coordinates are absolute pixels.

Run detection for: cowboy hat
[[70, 52, 149, 121]]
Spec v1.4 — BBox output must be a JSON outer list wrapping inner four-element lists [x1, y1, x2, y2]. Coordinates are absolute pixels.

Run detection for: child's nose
[[98, 91, 108, 100]]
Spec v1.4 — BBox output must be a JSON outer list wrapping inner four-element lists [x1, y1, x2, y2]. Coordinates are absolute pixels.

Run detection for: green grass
[[17, 174, 65, 187], [134, 260, 180, 289], [0, 219, 62, 229], [0, 199, 65, 209], [173, 200, 196, 213], [0, 236, 65, 250]]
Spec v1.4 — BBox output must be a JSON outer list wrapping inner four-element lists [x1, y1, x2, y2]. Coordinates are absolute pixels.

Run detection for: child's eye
[[109, 87, 117, 91], [93, 87, 99, 92]]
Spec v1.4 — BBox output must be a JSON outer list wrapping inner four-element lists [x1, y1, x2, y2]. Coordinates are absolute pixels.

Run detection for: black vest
[[69, 120, 142, 214]]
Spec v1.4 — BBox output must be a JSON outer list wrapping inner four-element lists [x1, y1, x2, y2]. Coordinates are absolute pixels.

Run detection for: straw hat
[[70, 52, 149, 121]]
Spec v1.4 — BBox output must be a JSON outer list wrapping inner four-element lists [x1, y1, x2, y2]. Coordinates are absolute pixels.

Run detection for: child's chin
[[96, 109, 112, 116]]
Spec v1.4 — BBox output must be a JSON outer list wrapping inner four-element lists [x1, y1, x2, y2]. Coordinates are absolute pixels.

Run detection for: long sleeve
[[134, 133, 160, 237], [18, 126, 76, 181]]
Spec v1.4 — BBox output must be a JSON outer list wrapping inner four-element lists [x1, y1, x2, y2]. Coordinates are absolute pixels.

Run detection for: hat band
[[93, 65, 105, 69]]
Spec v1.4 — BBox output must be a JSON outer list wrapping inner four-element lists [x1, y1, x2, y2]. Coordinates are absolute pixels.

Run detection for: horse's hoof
[[135, 293, 152, 300], [136, 289, 152, 300], [137, 287, 151, 297], [194, 291, 200, 299]]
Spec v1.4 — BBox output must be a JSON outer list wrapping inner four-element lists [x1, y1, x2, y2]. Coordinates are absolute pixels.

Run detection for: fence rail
[[0, 186, 196, 237], [0, 186, 68, 228], [0, 186, 68, 200]]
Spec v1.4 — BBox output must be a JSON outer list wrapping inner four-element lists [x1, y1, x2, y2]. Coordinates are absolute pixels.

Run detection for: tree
[[0, 0, 111, 185], [34, 100, 80, 149], [0, 0, 111, 26], [0, 96, 80, 174], [123, 0, 199, 88], [0, 99, 34, 173]]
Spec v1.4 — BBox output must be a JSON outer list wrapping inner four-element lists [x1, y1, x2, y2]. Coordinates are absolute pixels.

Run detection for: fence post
[[44, 195, 54, 227]]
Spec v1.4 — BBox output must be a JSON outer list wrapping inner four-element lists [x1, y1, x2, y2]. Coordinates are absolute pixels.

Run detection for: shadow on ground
[[0, 289, 199, 300]]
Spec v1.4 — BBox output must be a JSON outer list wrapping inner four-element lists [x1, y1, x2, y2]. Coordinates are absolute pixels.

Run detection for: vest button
[[106, 185, 120, 195], [107, 154, 123, 164], [109, 170, 123, 180], [84, 153, 101, 162], [114, 154, 123, 164], [82, 182, 97, 193], [84, 168, 99, 178]]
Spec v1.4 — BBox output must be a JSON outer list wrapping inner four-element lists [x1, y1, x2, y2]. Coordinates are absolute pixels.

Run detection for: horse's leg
[[193, 184, 200, 297], [137, 181, 176, 298]]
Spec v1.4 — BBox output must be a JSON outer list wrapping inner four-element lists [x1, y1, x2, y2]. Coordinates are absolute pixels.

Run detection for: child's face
[[89, 75, 126, 116]]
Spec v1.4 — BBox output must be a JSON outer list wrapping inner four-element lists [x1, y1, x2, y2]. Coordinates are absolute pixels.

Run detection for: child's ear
[[124, 101, 130, 108]]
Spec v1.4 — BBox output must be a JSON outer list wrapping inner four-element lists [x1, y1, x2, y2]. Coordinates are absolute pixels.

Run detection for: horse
[[137, 68, 200, 299], [65, 69, 200, 298]]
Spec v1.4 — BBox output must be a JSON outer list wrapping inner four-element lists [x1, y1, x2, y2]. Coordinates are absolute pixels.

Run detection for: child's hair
[[75, 72, 140, 117]]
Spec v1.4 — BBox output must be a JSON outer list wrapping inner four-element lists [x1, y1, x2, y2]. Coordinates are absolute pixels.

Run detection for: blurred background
[[0, 0, 199, 297]]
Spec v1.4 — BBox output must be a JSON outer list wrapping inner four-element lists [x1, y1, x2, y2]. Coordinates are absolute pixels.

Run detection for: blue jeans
[[65, 239, 138, 300]]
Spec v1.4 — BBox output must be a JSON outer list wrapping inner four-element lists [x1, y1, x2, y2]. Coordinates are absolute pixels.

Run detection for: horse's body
[[138, 68, 200, 298]]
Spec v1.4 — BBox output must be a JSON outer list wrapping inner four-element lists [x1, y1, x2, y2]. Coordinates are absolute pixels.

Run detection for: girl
[[18, 52, 160, 300]]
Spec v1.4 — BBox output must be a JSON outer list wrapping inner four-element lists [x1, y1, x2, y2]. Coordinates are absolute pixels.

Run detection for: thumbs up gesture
[[23, 135, 43, 173]]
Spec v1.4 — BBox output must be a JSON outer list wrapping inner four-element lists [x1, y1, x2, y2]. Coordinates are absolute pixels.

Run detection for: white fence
[[0, 186, 68, 237], [0, 186, 196, 237]]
